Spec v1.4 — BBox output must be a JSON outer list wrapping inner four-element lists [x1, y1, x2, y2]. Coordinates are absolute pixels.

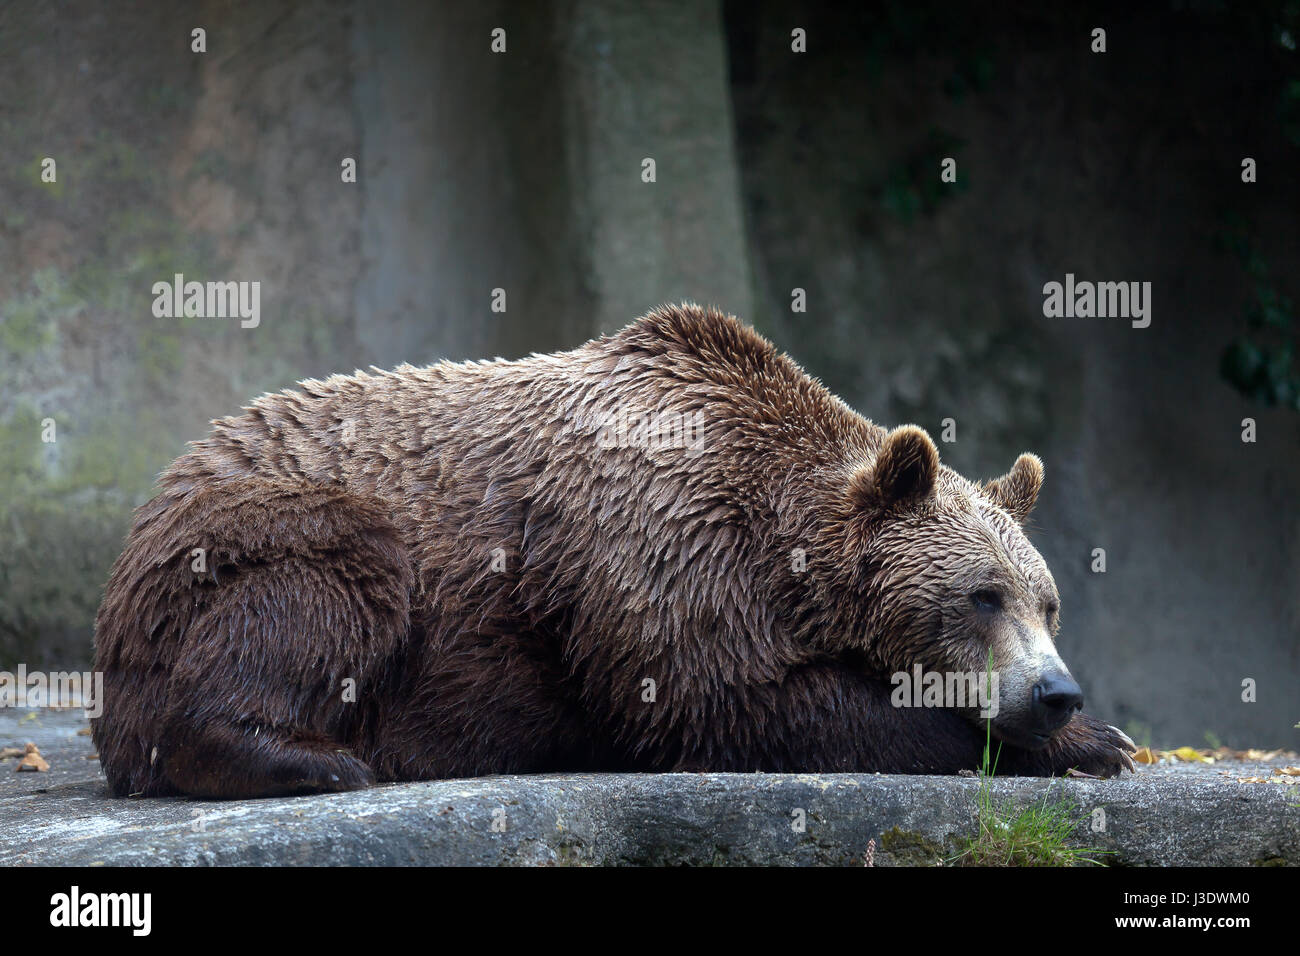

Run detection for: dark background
[[1, 0, 1296, 748]]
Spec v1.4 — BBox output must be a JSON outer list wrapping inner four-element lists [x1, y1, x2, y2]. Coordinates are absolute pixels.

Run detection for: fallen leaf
[[1171, 746, 1211, 763], [0, 747, 23, 760], [1134, 747, 1159, 764], [16, 743, 49, 772], [1243, 749, 1284, 761]]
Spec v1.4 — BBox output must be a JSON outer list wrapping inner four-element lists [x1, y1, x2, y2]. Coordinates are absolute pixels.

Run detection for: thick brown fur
[[92, 304, 1135, 797]]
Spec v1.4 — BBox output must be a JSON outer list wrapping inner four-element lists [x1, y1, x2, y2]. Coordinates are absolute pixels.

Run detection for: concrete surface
[[2, 708, 1296, 866]]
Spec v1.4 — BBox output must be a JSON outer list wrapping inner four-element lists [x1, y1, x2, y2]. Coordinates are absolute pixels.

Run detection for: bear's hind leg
[[160, 716, 376, 799], [120, 479, 413, 799]]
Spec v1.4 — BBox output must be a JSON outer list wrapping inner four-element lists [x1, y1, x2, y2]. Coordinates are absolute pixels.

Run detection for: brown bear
[[91, 304, 1136, 798]]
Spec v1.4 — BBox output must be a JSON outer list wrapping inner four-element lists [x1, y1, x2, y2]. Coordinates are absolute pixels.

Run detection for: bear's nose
[[1031, 673, 1083, 730]]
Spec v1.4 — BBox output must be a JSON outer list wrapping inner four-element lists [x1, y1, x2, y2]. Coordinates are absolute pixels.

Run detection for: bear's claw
[[1109, 725, 1137, 750], [1080, 719, 1139, 777], [1109, 725, 1139, 772]]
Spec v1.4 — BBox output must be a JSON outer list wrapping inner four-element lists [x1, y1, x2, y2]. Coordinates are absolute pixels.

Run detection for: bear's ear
[[982, 453, 1043, 523], [847, 425, 940, 512]]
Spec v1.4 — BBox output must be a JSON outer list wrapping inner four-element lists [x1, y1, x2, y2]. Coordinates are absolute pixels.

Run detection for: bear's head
[[825, 425, 1082, 750]]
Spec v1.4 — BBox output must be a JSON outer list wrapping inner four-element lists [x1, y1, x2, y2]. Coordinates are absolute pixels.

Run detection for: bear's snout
[[1030, 671, 1083, 734]]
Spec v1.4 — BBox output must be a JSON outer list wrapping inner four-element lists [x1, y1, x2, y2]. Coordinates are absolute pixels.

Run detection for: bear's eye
[[969, 589, 1003, 612], [1045, 601, 1060, 621]]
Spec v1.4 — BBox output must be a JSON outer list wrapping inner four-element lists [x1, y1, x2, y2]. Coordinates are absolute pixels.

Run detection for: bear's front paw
[[1043, 713, 1137, 778], [999, 712, 1137, 779]]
